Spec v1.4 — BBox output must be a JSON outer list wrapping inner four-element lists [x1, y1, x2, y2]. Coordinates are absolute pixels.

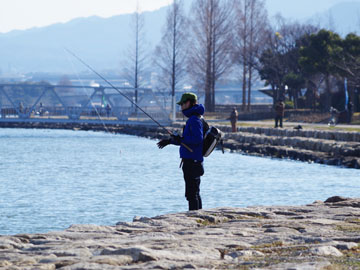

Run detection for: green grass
[[346, 218, 360, 224], [313, 126, 360, 132], [335, 224, 360, 232], [253, 241, 284, 249], [196, 217, 229, 226], [196, 219, 213, 226]]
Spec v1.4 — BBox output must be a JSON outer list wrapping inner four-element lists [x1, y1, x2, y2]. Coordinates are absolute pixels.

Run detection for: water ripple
[[0, 128, 359, 235]]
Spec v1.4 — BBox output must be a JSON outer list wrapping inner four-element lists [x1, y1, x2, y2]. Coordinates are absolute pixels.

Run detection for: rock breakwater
[[219, 126, 360, 169], [1, 121, 359, 169], [1, 197, 359, 269]]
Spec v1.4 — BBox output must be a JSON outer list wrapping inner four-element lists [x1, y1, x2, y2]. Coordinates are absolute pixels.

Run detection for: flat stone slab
[[0, 197, 360, 269]]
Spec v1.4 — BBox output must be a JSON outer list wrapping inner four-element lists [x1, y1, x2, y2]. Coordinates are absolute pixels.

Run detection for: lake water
[[0, 128, 359, 235]]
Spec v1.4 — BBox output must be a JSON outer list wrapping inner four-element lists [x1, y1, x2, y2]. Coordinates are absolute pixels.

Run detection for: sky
[[0, 0, 172, 33], [266, 0, 360, 19], [0, 0, 360, 33]]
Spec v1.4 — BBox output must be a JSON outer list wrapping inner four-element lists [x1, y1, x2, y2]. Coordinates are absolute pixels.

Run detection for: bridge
[[0, 83, 171, 125]]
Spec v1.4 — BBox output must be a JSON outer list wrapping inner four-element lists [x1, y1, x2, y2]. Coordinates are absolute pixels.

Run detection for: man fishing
[[157, 93, 205, 211], [65, 50, 207, 211]]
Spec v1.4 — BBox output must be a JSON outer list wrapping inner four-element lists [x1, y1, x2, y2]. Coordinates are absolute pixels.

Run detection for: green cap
[[177, 92, 197, 105]]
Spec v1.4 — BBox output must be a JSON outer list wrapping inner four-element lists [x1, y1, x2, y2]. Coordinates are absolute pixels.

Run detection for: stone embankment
[[1, 196, 360, 269], [1, 121, 359, 168], [218, 126, 360, 169], [169, 124, 360, 169]]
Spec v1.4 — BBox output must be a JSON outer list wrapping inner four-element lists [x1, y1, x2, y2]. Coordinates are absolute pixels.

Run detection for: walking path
[[207, 119, 360, 131]]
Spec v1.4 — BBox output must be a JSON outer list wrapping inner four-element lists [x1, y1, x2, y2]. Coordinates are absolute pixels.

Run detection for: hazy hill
[[0, 1, 360, 74], [306, 1, 360, 34], [0, 7, 167, 74]]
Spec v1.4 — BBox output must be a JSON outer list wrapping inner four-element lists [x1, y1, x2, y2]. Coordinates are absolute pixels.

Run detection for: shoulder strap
[[198, 115, 209, 136]]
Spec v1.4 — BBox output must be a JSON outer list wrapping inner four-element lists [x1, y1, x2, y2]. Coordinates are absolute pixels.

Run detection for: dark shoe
[[188, 200, 199, 211]]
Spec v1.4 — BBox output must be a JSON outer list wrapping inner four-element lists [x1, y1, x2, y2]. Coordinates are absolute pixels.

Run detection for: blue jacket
[[172, 104, 205, 162]]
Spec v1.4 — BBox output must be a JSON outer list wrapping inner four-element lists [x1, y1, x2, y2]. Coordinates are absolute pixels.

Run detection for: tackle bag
[[200, 117, 223, 157]]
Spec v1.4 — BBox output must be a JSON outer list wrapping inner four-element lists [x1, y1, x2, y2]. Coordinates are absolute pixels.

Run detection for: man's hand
[[171, 134, 182, 144], [157, 139, 171, 149]]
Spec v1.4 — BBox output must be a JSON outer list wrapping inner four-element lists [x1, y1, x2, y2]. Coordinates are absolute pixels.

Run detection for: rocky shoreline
[[221, 126, 360, 169], [0, 196, 359, 269], [1, 121, 359, 169]]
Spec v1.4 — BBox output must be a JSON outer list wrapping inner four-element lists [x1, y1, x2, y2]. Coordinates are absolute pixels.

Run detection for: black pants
[[182, 159, 204, 211], [275, 115, 283, 128]]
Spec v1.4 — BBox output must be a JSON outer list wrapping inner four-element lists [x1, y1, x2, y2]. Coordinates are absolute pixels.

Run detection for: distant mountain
[[306, 1, 360, 35], [0, 7, 168, 74], [1, 1, 360, 75]]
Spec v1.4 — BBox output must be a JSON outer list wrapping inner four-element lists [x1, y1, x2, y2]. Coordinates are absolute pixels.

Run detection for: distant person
[[347, 102, 353, 124], [157, 93, 204, 211], [18, 102, 24, 114], [230, 107, 238, 132], [106, 104, 111, 118], [39, 102, 44, 116], [274, 100, 285, 128], [328, 106, 338, 126]]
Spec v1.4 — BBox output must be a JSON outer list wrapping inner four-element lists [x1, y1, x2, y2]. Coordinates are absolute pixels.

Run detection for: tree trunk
[[242, 63, 247, 111], [188, 0, 233, 112], [171, 2, 177, 120], [325, 74, 331, 111], [247, 66, 252, 111], [247, 0, 255, 112], [211, 14, 216, 112], [241, 1, 247, 112], [205, 43, 213, 111], [294, 89, 298, 109], [134, 11, 140, 113], [205, 0, 214, 112]]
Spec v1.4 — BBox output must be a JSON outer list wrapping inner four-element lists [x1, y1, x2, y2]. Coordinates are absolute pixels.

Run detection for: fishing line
[[64, 48, 173, 136], [64, 48, 194, 153], [64, 51, 122, 155], [65, 52, 111, 131]]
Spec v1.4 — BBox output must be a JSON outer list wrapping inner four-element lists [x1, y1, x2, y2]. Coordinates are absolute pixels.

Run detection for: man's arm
[[182, 117, 203, 146]]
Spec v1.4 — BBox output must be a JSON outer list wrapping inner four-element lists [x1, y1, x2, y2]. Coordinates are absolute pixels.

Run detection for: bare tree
[[123, 2, 148, 111], [188, 0, 234, 112], [57, 75, 75, 96], [233, 0, 268, 111], [326, 10, 336, 32], [153, 0, 188, 120]]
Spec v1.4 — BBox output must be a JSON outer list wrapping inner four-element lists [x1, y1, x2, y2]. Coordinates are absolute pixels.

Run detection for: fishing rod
[[65, 48, 193, 152]]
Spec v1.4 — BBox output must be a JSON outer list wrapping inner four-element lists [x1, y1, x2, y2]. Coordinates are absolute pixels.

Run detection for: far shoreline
[[1, 120, 359, 169]]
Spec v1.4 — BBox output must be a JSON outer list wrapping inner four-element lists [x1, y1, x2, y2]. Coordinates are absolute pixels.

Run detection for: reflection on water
[[0, 128, 359, 235]]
